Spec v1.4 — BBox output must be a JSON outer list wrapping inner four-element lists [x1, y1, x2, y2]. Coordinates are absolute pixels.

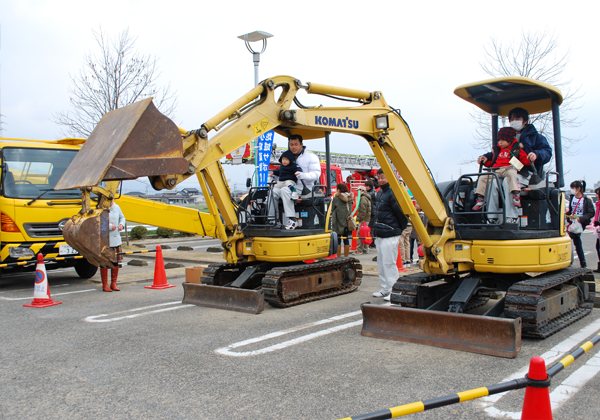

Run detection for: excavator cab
[[237, 182, 329, 231], [362, 77, 595, 358], [450, 77, 566, 234]]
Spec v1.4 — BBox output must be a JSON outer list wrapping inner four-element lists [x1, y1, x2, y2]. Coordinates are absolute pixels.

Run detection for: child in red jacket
[[473, 127, 530, 210]]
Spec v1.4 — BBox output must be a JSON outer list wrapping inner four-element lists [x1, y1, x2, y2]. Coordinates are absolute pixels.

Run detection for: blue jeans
[[569, 232, 586, 267], [337, 229, 350, 246]]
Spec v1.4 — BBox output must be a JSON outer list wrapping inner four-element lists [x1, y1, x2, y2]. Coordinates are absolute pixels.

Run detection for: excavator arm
[[56, 75, 454, 272]]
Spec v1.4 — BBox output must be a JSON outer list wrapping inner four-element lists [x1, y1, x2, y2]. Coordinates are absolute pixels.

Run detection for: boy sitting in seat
[[473, 127, 530, 211], [272, 150, 303, 201]]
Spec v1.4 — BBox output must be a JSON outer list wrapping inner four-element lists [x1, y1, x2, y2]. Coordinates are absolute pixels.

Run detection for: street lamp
[[237, 31, 273, 86]]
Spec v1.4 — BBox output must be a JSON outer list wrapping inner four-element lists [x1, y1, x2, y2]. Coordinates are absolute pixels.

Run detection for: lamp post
[[238, 31, 274, 185], [237, 31, 273, 86]]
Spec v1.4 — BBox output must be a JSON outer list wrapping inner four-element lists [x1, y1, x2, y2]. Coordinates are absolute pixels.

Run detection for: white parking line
[[0, 284, 70, 293], [573, 251, 591, 260], [480, 317, 600, 418], [216, 310, 363, 357], [549, 351, 600, 411], [84, 301, 194, 323], [0, 289, 97, 300]]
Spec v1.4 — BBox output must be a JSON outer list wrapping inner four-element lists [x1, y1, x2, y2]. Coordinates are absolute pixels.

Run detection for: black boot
[[594, 262, 600, 273]]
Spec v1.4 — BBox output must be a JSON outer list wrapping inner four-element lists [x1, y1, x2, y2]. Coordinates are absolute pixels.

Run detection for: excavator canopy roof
[[453, 76, 563, 116]]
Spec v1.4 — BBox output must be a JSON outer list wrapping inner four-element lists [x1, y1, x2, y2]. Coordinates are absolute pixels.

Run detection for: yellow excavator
[[56, 75, 595, 358]]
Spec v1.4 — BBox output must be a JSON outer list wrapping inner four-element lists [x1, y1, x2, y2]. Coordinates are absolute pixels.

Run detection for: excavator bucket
[[56, 98, 190, 268], [182, 283, 265, 314], [360, 304, 521, 358], [62, 209, 116, 268], [55, 98, 189, 190]]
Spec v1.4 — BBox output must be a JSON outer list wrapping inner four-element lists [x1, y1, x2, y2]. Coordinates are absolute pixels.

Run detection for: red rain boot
[[110, 267, 120, 291], [101, 268, 112, 292]]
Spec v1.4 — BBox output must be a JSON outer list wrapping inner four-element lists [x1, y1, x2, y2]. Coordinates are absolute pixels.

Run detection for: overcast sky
[[2, 0, 599, 193]]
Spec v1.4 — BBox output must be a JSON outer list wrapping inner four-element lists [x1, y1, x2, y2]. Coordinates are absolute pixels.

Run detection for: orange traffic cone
[[24, 254, 62, 308], [350, 230, 358, 251], [396, 245, 408, 272], [145, 245, 176, 290], [521, 356, 552, 420]]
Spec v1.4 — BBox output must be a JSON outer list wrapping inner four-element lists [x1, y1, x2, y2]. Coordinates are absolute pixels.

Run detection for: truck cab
[[0, 137, 97, 278]]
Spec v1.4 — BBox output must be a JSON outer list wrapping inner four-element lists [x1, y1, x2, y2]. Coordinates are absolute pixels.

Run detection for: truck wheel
[[75, 259, 98, 279]]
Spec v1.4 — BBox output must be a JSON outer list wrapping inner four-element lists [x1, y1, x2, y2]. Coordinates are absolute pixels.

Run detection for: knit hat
[[279, 150, 296, 164], [498, 127, 517, 142]]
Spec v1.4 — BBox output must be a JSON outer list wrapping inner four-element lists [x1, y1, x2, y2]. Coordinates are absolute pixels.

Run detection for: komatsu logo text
[[315, 116, 359, 129]]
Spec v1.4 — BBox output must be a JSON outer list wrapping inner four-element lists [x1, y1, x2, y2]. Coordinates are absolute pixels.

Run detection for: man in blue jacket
[[476, 107, 552, 223]]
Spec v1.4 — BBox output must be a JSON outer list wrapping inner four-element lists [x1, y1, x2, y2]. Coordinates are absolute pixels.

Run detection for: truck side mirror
[[246, 178, 252, 188]]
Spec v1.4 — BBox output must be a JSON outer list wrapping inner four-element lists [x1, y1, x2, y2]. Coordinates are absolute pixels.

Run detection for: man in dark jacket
[[371, 169, 408, 300], [476, 107, 553, 223], [478, 107, 552, 179]]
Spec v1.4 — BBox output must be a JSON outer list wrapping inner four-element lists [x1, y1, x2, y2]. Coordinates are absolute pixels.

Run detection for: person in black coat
[[371, 169, 408, 300], [566, 180, 595, 268]]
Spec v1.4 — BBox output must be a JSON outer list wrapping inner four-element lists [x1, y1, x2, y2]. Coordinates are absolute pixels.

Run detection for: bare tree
[[465, 30, 583, 166], [53, 28, 177, 138]]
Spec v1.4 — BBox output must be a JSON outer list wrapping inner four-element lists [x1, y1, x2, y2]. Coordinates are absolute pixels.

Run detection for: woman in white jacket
[[102, 198, 126, 292]]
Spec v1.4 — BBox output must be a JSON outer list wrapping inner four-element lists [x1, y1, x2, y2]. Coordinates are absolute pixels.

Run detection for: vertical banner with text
[[256, 130, 275, 186]]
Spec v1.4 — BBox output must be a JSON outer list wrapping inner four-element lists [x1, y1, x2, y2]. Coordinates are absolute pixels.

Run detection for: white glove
[[295, 172, 306, 180]]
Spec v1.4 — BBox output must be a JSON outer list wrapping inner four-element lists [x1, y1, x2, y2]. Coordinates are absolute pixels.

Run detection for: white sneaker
[[383, 294, 391, 301], [372, 291, 389, 298], [284, 219, 298, 230], [291, 191, 299, 200]]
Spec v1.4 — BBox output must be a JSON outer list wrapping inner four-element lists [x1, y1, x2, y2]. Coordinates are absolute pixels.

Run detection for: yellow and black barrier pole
[[340, 237, 374, 240], [118, 249, 157, 256], [547, 331, 600, 377], [0, 249, 157, 269], [0, 254, 85, 268], [337, 380, 529, 420], [339, 330, 600, 419]]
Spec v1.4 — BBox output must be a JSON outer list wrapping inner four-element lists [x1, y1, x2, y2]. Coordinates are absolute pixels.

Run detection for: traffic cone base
[[145, 283, 176, 290], [23, 298, 62, 308], [145, 245, 175, 290]]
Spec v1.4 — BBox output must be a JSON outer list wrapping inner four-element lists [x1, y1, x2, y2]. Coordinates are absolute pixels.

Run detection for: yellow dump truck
[[0, 137, 98, 278]]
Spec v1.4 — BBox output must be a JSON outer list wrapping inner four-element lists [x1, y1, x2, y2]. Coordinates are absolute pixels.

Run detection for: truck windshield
[[2, 148, 82, 199]]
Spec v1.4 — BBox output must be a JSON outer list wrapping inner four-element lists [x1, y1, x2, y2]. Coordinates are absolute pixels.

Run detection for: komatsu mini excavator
[[56, 75, 595, 358]]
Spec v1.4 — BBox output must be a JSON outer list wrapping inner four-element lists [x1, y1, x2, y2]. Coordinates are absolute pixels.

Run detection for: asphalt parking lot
[[1, 235, 600, 419]]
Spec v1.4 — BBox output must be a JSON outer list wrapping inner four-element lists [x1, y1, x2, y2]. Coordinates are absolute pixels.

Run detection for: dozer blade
[[55, 98, 189, 190], [360, 304, 521, 358], [182, 283, 265, 314], [62, 209, 116, 268]]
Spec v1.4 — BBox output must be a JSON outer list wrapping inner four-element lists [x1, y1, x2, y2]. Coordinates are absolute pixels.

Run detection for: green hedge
[[156, 227, 174, 238], [130, 226, 148, 240]]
